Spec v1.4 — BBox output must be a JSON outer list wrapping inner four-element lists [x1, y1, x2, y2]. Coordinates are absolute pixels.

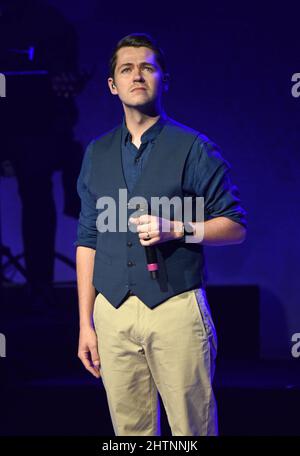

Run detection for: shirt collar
[[121, 113, 168, 148]]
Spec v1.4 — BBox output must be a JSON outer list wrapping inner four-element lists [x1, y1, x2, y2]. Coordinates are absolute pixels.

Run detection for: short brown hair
[[108, 32, 168, 79]]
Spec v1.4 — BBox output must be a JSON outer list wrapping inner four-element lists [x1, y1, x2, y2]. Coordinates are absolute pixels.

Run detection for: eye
[[144, 66, 154, 72], [121, 67, 130, 73]]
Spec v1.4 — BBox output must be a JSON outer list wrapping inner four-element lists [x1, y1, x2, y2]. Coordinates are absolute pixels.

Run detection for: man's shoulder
[[166, 118, 229, 167], [89, 123, 122, 148], [165, 117, 199, 137], [164, 117, 213, 146]]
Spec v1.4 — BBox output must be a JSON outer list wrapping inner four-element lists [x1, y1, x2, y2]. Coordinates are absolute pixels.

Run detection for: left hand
[[129, 214, 184, 246]]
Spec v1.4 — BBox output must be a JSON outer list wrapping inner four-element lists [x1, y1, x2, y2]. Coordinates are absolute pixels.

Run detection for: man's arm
[[76, 245, 100, 378], [182, 136, 247, 245], [173, 217, 246, 246], [132, 215, 246, 247], [76, 246, 96, 328], [75, 140, 100, 378]]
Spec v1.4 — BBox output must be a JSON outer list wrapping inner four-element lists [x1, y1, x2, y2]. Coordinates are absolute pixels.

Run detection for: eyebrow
[[118, 62, 156, 70]]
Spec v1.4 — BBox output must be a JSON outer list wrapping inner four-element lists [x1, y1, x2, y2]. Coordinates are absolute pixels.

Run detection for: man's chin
[[124, 99, 155, 110]]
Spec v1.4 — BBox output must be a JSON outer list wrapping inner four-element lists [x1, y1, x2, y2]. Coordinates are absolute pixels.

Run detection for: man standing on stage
[[75, 33, 247, 436]]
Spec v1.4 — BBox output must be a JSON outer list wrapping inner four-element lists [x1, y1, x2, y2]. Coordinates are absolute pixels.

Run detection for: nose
[[132, 66, 145, 82]]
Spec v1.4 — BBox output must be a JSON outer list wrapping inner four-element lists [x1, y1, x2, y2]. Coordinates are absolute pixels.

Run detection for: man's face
[[108, 46, 166, 109]]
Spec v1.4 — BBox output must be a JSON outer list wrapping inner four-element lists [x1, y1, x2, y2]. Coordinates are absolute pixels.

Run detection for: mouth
[[131, 87, 147, 92]]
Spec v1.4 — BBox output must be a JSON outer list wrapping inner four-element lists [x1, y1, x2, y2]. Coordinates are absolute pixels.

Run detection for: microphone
[[128, 203, 159, 280], [145, 244, 159, 280]]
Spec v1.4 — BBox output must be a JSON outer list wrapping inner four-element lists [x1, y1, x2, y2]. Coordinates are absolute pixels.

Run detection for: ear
[[108, 77, 118, 95]]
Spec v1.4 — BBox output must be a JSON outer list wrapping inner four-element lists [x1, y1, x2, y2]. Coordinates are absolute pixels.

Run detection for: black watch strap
[[184, 221, 194, 237]]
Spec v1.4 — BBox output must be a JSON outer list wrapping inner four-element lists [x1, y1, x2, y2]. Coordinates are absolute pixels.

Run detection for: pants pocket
[[193, 288, 218, 351]]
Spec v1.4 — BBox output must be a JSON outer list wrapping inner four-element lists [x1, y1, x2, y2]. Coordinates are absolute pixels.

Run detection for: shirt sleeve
[[183, 135, 247, 228], [73, 140, 98, 249]]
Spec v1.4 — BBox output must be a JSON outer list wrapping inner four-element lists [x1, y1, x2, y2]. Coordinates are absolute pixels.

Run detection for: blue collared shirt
[[121, 114, 167, 194], [75, 115, 247, 249]]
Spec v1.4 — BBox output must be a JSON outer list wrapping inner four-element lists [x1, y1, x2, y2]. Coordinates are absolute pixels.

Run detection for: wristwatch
[[183, 221, 195, 238], [177, 221, 194, 242]]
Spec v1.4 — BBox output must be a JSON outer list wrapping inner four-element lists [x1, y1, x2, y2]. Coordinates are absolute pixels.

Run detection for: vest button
[[134, 157, 139, 163], [127, 241, 132, 247], [127, 260, 134, 267]]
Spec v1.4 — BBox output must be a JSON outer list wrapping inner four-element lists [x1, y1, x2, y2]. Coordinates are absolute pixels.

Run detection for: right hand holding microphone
[[129, 214, 184, 245]]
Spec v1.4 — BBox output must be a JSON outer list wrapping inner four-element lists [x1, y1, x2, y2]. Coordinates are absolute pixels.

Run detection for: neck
[[123, 104, 166, 143]]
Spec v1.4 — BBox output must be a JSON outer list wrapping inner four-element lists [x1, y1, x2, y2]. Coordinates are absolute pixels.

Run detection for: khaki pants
[[93, 288, 218, 436]]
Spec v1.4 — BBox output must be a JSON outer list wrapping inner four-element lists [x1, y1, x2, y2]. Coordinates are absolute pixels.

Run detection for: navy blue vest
[[89, 117, 206, 308]]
